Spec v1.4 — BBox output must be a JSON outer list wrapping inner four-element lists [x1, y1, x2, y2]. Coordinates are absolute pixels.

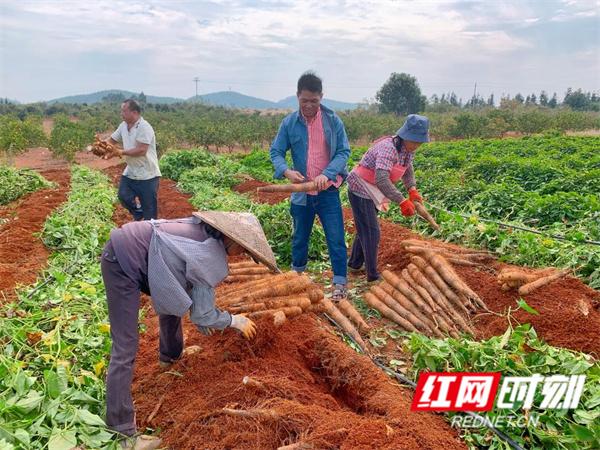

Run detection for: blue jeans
[[118, 176, 160, 221], [290, 187, 347, 285]]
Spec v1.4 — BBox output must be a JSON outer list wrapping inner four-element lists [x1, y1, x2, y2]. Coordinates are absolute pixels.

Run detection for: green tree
[[376, 73, 426, 115]]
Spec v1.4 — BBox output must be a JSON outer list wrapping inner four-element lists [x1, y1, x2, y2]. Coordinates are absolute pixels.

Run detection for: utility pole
[[193, 77, 200, 99]]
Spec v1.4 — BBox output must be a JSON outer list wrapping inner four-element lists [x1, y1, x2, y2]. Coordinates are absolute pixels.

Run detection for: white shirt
[[111, 117, 161, 180]]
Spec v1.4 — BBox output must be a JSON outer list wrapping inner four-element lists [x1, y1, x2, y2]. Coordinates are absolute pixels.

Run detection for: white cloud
[[0, 0, 598, 103]]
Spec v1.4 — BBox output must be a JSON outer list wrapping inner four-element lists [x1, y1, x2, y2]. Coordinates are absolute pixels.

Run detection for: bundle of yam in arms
[[257, 183, 440, 230], [365, 252, 487, 338], [221, 261, 370, 350], [86, 134, 122, 159], [497, 267, 571, 295], [399, 239, 496, 267]]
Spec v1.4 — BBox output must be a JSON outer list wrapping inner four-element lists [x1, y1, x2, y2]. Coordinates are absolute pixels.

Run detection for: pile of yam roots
[[364, 243, 488, 340], [218, 262, 367, 335]]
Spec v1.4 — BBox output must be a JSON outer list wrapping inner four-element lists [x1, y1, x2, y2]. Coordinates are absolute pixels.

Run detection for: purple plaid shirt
[[347, 136, 415, 197]]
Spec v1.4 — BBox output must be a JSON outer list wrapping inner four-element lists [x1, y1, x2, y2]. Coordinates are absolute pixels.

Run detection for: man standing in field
[[269, 72, 351, 300], [108, 99, 160, 220]]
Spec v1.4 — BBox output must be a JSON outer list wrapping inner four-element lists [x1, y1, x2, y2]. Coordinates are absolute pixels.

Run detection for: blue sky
[[0, 0, 598, 103]]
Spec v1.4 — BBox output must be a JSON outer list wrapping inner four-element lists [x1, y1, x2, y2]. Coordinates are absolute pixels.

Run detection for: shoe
[[348, 265, 364, 273], [120, 435, 162, 450], [159, 345, 202, 368], [331, 284, 348, 302]]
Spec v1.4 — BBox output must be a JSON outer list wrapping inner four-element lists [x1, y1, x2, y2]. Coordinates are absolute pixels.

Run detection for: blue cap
[[396, 114, 430, 143]]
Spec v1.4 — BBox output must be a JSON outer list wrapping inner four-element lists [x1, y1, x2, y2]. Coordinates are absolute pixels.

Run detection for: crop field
[[0, 130, 598, 450]]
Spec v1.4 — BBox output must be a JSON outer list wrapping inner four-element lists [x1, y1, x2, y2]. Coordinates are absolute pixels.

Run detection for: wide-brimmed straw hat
[[192, 211, 279, 272]]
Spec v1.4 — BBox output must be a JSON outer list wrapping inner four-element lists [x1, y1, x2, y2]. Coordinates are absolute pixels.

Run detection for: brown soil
[[234, 179, 289, 205], [132, 314, 464, 450], [0, 169, 71, 303]]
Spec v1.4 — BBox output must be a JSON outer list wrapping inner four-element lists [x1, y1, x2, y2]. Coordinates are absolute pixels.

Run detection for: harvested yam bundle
[[364, 292, 421, 334], [229, 266, 272, 276], [223, 275, 312, 306], [401, 268, 437, 312], [224, 274, 270, 283], [409, 257, 470, 313], [218, 272, 300, 303], [86, 135, 122, 159], [518, 269, 570, 296], [425, 251, 484, 308], [404, 264, 473, 334], [369, 286, 443, 337], [376, 283, 457, 337], [336, 299, 370, 333], [322, 299, 367, 351], [380, 270, 434, 312]]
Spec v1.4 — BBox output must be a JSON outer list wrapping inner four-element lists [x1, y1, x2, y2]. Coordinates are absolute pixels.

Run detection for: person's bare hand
[[284, 169, 305, 183], [313, 174, 329, 191]]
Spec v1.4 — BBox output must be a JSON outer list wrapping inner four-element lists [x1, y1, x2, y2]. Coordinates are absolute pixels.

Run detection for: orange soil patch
[[0, 169, 70, 302]]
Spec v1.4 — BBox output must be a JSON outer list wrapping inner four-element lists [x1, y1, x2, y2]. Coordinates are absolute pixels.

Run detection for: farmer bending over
[[101, 211, 277, 448]]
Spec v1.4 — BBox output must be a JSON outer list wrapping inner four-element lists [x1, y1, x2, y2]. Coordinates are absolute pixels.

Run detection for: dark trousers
[[290, 187, 347, 285], [118, 176, 160, 221], [348, 190, 381, 281], [101, 240, 182, 436]]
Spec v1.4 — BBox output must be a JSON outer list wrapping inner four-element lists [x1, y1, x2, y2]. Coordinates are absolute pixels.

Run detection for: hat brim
[[193, 211, 280, 273]]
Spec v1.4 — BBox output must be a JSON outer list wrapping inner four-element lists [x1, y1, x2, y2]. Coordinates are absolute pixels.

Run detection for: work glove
[[408, 187, 423, 203], [399, 199, 416, 217], [230, 314, 257, 339]]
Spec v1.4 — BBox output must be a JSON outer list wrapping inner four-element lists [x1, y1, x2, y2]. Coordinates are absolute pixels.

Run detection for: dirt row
[[0, 169, 71, 303]]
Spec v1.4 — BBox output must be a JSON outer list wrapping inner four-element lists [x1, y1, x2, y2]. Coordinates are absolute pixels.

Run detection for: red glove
[[409, 187, 422, 203], [400, 199, 416, 217]]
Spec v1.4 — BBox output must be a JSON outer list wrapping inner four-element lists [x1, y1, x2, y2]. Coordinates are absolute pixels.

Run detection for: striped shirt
[[347, 136, 415, 198], [305, 109, 343, 195]]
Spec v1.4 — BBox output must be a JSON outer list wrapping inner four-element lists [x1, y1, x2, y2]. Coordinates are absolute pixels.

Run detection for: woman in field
[[346, 114, 430, 282], [100, 211, 277, 448]]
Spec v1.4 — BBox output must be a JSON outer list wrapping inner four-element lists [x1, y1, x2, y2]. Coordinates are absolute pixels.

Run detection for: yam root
[[322, 299, 367, 351], [518, 269, 570, 296], [377, 282, 458, 337], [401, 268, 437, 312], [228, 260, 264, 269], [410, 256, 472, 314], [369, 286, 442, 337], [225, 274, 270, 283], [364, 292, 422, 334], [249, 306, 304, 319], [229, 266, 272, 275], [273, 311, 287, 326], [219, 272, 297, 298], [220, 274, 309, 306], [413, 201, 440, 230], [257, 181, 318, 193], [380, 270, 434, 312], [336, 299, 370, 333], [307, 289, 324, 304]]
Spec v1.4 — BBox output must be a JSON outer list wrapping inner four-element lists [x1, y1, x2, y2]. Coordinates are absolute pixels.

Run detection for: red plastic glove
[[400, 199, 416, 217], [408, 187, 422, 203]]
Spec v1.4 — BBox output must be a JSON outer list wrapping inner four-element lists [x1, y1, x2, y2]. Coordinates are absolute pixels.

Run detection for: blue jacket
[[269, 104, 351, 205]]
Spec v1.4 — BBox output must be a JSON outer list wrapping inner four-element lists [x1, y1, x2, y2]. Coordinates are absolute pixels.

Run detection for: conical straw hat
[[193, 211, 279, 272]]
